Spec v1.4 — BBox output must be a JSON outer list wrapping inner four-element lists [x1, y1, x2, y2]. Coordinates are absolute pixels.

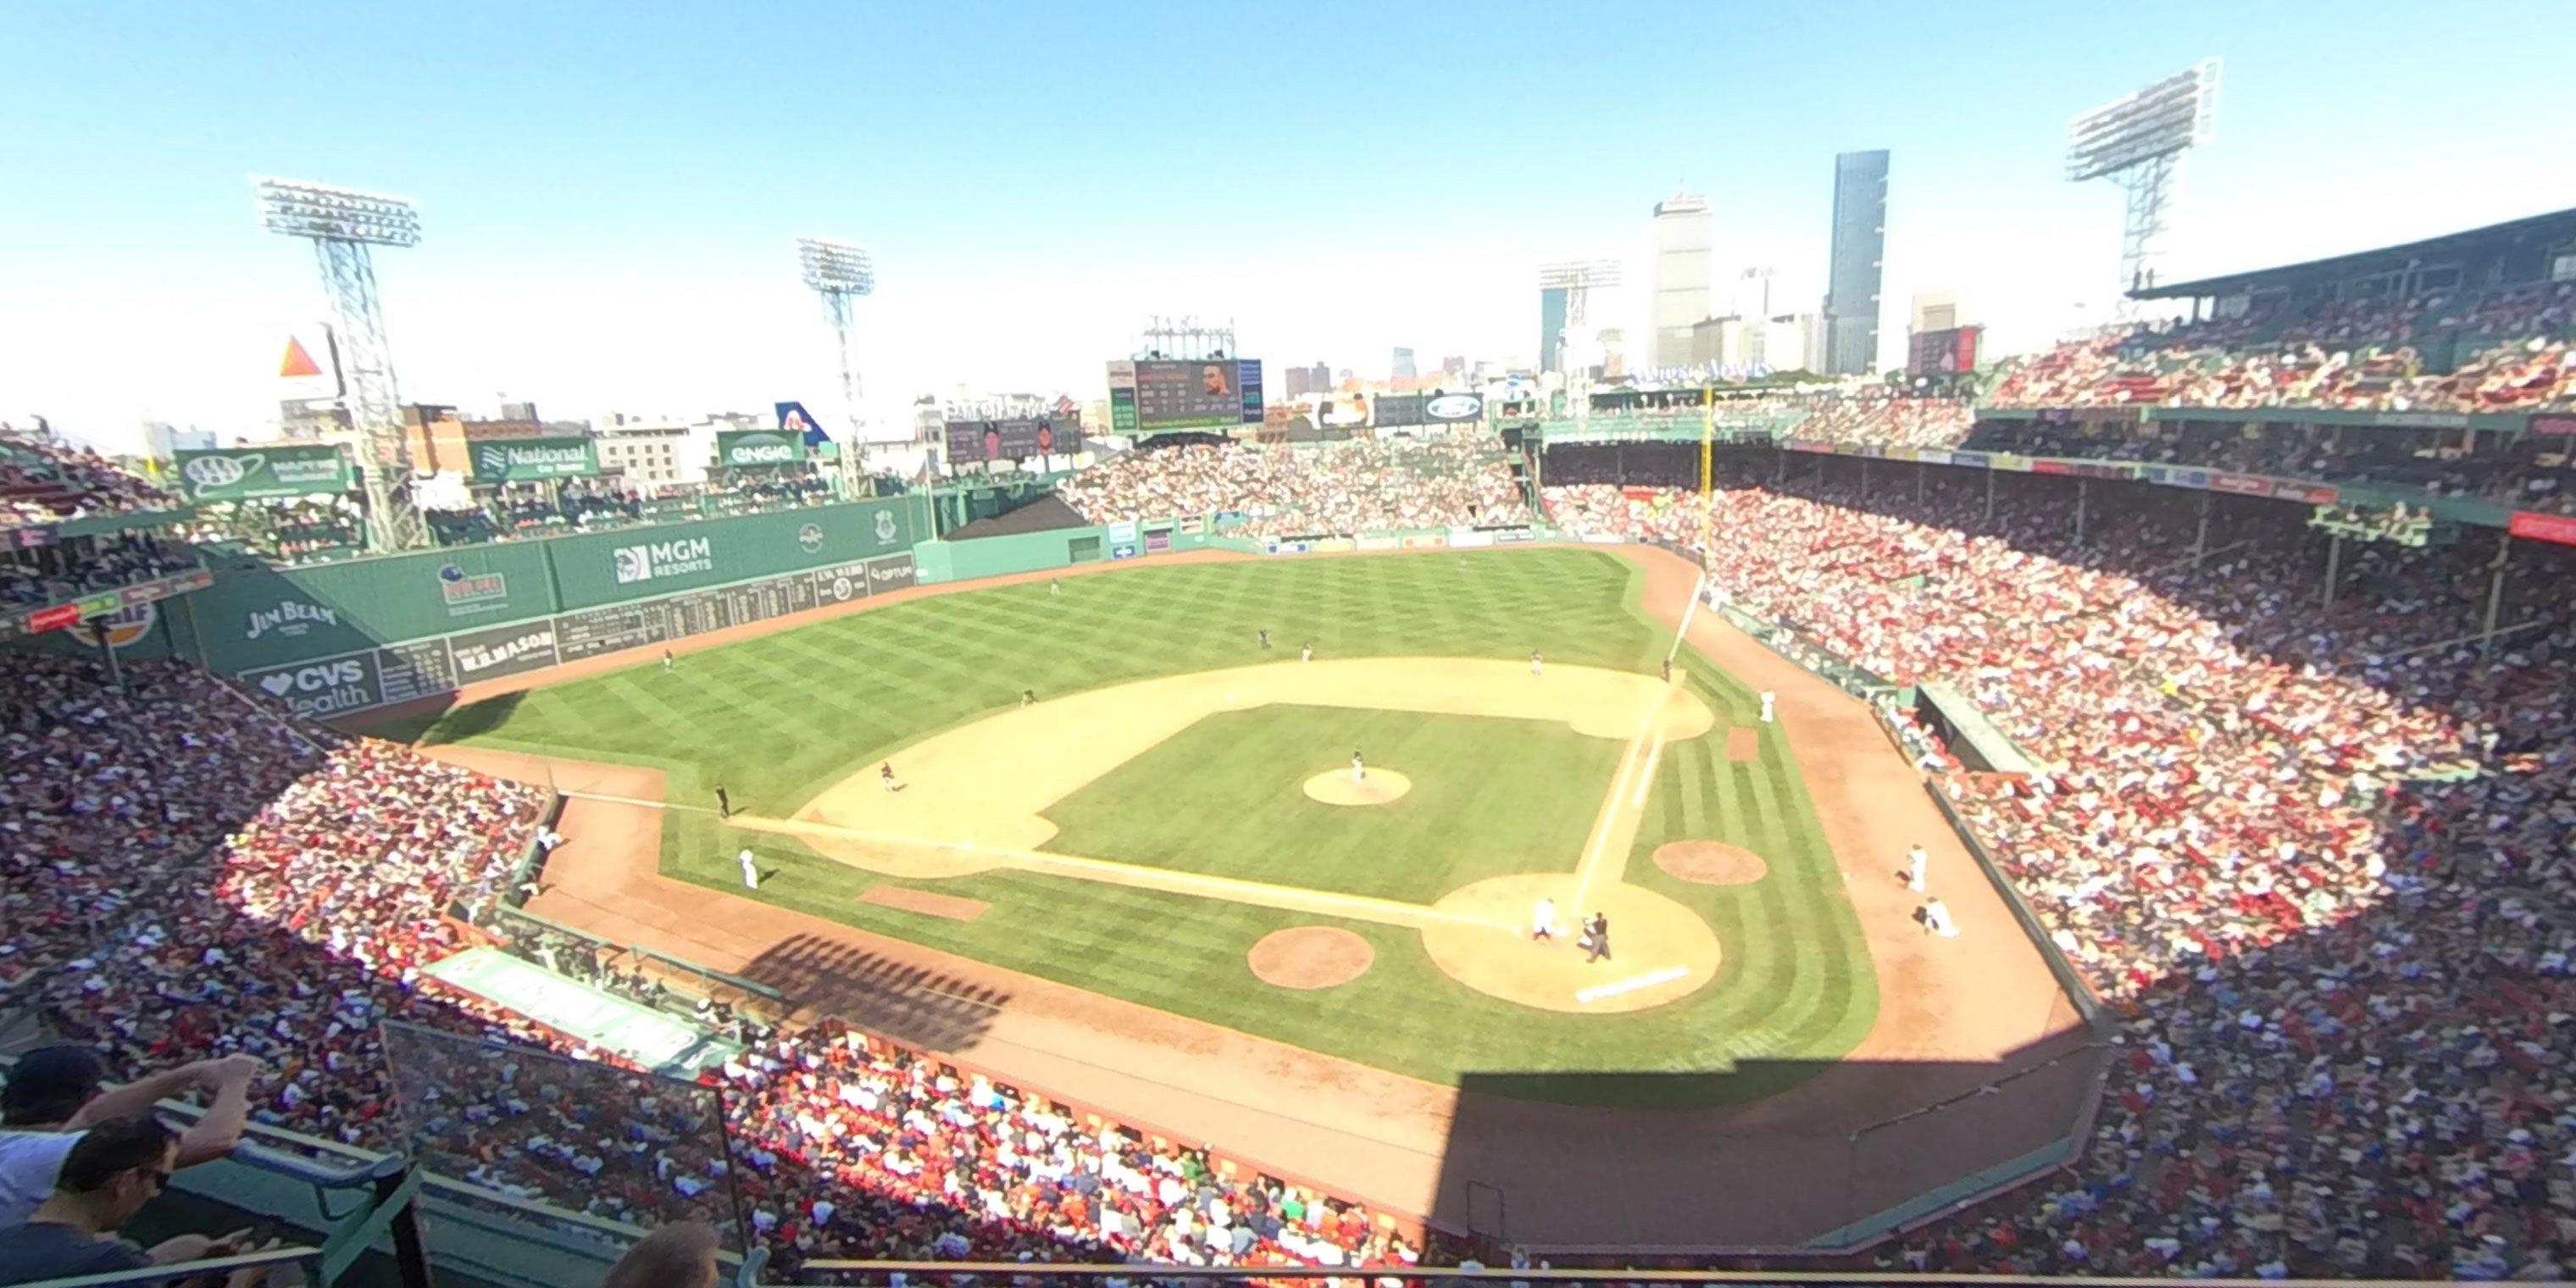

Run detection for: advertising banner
[[2209, 473, 2273, 497], [469, 436, 598, 482], [2510, 511, 2576, 547], [173, 445, 354, 502], [238, 650, 385, 721], [1423, 392, 1485, 423], [446, 619, 563, 684], [715, 430, 809, 469], [549, 500, 915, 612], [2530, 414, 2576, 437]]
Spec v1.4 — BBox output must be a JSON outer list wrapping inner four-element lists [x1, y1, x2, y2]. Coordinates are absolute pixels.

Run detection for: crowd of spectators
[[1057, 432, 1530, 540], [0, 535, 202, 612], [180, 497, 368, 565], [0, 425, 176, 530], [1, 647, 1436, 1273], [1957, 419, 2576, 517], [1989, 281, 2576, 414], [1547, 456, 2576, 1277], [1786, 395, 1975, 448]]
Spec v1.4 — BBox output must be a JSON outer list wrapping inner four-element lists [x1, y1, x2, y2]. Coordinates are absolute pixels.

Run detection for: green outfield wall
[[163, 499, 921, 719]]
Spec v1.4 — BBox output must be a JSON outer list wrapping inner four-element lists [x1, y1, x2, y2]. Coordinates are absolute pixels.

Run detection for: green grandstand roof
[[2132, 204, 2576, 301]]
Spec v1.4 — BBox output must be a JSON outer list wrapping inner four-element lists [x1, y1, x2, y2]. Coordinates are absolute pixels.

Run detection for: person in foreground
[[0, 1115, 265, 1286], [601, 1219, 719, 1288]]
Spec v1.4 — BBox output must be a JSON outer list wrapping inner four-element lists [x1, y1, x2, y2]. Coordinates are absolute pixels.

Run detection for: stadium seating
[[1055, 433, 1530, 538], [1547, 462, 2576, 1277], [1989, 281, 2576, 414], [0, 426, 176, 530]]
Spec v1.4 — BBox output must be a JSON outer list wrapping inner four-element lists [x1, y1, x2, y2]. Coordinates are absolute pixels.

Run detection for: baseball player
[[1922, 897, 1960, 938], [1351, 748, 1366, 784], [880, 762, 898, 792], [1907, 844, 1929, 893], [1759, 690, 1777, 724], [1301, 641, 1313, 663], [1530, 897, 1557, 943], [1580, 912, 1613, 963], [1021, 689, 1036, 707], [1258, 629, 1272, 651], [714, 785, 731, 819], [663, 648, 675, 674], [738, 847, 759, 890], [1049, 579, 1060, 596], [1660, 658, 1672, 684], [1530, 651, 1544, 677]]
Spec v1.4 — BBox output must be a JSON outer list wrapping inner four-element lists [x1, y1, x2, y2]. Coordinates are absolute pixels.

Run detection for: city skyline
[[4, 0, 2574, 450]]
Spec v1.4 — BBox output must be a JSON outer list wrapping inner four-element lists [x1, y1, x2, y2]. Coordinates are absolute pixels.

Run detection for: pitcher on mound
[[1351, 748, 1366, 784]]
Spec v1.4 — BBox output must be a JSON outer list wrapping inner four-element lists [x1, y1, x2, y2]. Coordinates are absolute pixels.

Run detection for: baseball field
[[386, 548, 1879, 1107]]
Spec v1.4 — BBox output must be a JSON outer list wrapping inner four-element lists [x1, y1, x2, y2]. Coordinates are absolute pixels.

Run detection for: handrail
[[629, 943, 786, 1002], [790, 1263, 2432, 1286], [20, 1245, 322, 1288]]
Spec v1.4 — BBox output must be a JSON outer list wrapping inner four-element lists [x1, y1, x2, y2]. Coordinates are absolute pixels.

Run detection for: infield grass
[[379, 548, 1878, 1105]]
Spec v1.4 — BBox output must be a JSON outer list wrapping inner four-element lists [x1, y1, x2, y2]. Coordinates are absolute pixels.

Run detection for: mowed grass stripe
[[402, 548, 1878, 1104]]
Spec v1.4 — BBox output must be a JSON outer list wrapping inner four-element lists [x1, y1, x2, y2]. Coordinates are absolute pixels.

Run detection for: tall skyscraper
[[1310, 361, 1331, 392], [1391, 347, 1417, 381], [1651, 193, 1713, 371], [1824, 151, 1889, 375], [1538, 286, 1569, 374], [1441, 355, 1466, 376]]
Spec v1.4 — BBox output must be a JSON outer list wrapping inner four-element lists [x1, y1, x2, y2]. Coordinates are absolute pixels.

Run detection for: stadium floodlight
[[2066, 58, 2220, 318], [797, 237, 876, 495], [255, 175, 427, 552]]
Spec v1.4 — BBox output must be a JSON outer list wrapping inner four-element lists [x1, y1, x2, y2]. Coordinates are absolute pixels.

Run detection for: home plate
[[1576, 966, 1689, 1005]]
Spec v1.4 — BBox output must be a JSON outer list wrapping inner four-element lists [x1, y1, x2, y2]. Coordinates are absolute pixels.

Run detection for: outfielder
[[1759, 690, 1777, 724], [1258, 629, 1271, 651], [739, 847, 759, 890]]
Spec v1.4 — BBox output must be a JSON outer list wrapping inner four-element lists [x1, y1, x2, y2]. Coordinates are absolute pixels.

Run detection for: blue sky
[[3, 0, 2573, 447]]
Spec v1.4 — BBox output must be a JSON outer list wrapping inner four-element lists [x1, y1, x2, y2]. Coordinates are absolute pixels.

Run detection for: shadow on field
[[740, 931, 1012, 1054], [1429, 1024, 2107, 1254]]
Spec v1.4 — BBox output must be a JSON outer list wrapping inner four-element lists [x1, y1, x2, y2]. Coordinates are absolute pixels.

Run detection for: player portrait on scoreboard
[[1202, 364, 1231, 397]]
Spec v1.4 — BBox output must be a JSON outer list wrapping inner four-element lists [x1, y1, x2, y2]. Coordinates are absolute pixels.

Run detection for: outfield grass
[[384, 549, 1879, 1105]]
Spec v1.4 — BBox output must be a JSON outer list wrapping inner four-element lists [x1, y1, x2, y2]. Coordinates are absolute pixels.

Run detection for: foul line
[[1568, 686, 1670, 913], [729, 813, 1515, 933]]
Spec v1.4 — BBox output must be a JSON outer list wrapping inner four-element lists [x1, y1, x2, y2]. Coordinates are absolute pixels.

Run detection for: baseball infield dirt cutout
[[727, 658, 1725, 1013], [1303, 769, 1413, 806], [1652, 841, 1770, 886], [1247, 926, 1375, 989]]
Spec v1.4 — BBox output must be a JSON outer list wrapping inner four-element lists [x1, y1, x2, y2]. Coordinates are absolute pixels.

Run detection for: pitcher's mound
[[1303, 769, 1412, 806], [1248, 926, 1374, 989], [1654, 841, 1769, 886]]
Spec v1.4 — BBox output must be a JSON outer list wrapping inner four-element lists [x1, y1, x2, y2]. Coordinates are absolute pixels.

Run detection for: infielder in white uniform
[[1351, 748, 1366, 784], [1530, 897, 1557, 943], [1907, 844, 1929, 893], [1759, 691, 1777, 724], [1301, 642, 1313, 663], [1530, 651, 1544, 677], [1922, 896, 1960, 938], [738, 847, 759, 890]]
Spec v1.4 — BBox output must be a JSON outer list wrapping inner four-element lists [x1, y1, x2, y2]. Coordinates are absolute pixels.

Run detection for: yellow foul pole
[[1698, 385, 1715, 558]]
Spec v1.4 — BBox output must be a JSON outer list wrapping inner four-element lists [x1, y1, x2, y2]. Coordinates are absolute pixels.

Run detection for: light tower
[[797, 237, 876, 496], [2067, 58, 2221, 320], [255, 177, 426, 552], [1537, 260, 1622, 419]]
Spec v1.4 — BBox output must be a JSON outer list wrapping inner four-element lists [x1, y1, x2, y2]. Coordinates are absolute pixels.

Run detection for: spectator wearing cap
[[0, 1114, 263, 1286], [0, 1047, 262, 1229]]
